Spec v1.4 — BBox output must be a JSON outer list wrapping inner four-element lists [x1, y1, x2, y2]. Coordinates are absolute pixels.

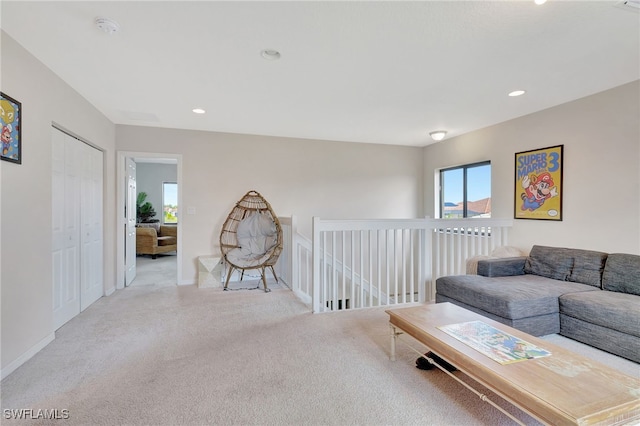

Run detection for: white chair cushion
[[229, 212, 277, 267]]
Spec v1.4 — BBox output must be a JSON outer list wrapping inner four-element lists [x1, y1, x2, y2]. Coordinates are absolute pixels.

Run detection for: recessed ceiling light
[[95, 17, 120, 35], [508, 90, 526, 97], [534, 0, 547, 5], [192, 108, 206, 114], [261, 49, 281, 60], [429, 130, 447, 141]]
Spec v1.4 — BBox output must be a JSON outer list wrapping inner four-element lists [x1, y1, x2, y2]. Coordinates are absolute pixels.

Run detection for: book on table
[[438, 321, 552, 365]]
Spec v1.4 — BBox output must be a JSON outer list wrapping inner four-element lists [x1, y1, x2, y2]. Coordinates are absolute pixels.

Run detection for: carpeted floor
[[1, 274, 638, 425], [131, 254, 282, 291], [129, 254, 178, 288]]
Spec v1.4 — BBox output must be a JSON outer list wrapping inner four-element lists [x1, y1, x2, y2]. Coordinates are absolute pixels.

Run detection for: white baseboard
[[104, 286, 116, 296], [1, 332, 55, 380]]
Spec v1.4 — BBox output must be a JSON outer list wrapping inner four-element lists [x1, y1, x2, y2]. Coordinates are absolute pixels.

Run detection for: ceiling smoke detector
[[261, 49, 281, 60], [95, 17, 120, 35]]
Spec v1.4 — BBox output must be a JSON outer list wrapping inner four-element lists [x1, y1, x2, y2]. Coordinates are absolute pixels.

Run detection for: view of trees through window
[[440, 162, 491, 218], [163, 182, 178, 223]]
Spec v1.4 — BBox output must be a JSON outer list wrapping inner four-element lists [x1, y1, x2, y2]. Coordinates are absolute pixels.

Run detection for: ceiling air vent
[[614, 0, 640, 12]]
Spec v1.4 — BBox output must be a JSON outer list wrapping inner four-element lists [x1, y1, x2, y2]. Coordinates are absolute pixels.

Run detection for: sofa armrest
[[477, 256, 527, 277], [136, 227, 158, 249]]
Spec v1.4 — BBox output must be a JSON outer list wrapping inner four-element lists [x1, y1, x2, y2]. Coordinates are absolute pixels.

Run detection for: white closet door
[[52, 127, 104, 329], [125, 158, 137, 286], [80, 142, 104, 310], [52, 129, 81, 329]]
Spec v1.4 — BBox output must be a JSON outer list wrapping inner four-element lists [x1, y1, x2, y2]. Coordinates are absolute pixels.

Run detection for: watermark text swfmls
[[3, 408, 70, 420]]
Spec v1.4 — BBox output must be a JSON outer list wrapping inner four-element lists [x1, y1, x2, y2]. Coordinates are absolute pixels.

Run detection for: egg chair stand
[[219, 190, 283, 293]]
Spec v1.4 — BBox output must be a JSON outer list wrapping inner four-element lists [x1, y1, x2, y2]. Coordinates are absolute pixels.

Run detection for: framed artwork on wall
[[514, 144, 563, 221], [1, 92, 22, 164]]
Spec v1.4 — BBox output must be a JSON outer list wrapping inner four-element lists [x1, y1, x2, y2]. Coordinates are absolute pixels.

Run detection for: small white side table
[[198, 256, 223, 288]]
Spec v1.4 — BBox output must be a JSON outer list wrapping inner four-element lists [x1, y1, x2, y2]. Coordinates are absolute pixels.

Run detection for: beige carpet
[[131, 254, 282, 291], [129, 254, 178, 288], [1, 281, 638, 425]]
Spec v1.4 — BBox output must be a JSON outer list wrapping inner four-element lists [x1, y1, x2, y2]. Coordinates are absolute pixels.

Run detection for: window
[[439, 162, 491, 218], [163, 182, 178, 224]]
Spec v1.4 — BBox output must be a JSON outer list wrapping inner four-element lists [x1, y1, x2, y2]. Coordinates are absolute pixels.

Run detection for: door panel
[[52, 129, 81, 329], [52, 127, 103, 329], [80, 143, 103, 310], [125, 158, 137, 286], [52, 129, 65, 314]]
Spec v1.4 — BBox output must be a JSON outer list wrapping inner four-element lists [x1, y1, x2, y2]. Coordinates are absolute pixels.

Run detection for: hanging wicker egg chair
[[219, 190, 283, 292]]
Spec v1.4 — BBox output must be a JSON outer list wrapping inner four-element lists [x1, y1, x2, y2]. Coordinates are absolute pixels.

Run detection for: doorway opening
[[116, 151, 183, 290]]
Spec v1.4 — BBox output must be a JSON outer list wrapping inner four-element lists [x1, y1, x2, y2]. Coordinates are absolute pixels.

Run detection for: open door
[[125, 157, 137, 286], [116, 151, 182, 290]]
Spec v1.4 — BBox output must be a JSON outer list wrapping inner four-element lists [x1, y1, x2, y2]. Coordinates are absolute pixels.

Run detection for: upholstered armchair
[[136, 224, 177, 258]]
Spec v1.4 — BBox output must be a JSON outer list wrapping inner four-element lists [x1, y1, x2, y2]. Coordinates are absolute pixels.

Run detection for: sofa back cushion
[[566, 249, 608, 287], [525, 245, 574, 281], [524, 245, 607, 287], [602, 253, 640, 296], [138, 222, 160, 233]]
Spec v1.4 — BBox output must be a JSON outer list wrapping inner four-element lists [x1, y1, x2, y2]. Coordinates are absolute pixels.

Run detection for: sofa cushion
[[157, 236, 176, 246], [435, 274, 595, 320], [560, 290, 640, 337], [525, 245, 607, 287], [138, 222, 161, 233], [436, 294, 561, 336], [566, 249, 608, 287], [559, 315, 640, 363], [602, 253, 640, 296], [524, 245, 574, 281], [477, 257, 526, 277]]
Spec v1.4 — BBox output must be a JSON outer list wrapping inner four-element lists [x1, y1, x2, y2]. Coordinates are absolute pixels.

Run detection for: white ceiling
[[1, 1, 639, 147]]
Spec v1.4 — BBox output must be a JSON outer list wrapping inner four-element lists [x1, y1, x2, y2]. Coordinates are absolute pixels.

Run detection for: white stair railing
[[429, 218, 512, 300], [312, 218, 430, 313], [280, 217, 513, 313], [277, 216, 312, 305]]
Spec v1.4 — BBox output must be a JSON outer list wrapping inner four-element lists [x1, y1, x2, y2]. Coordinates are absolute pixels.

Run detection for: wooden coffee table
[[386, 302, 640, 426]]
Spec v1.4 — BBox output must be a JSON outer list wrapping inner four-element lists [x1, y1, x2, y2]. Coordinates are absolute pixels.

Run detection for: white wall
[[0, 32, 116, 375], [423, 80, 640, 255], [116, 126, 425, 283], [136, 162, 177, 222]]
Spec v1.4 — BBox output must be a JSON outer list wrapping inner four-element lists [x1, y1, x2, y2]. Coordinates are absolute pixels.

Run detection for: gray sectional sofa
[[435, 245, 640, 363]]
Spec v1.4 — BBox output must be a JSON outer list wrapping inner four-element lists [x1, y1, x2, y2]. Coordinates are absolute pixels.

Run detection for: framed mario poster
[[1, 92, 22, 164], [514, 145, 563, 221]]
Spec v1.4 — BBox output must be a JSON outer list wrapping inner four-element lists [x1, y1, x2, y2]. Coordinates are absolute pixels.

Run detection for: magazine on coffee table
[[438, 320, 552, 365]]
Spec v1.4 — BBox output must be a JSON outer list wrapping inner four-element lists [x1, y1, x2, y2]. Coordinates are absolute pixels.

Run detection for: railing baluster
[[369, 230, 374, 307], [351, 230, 355, 310], [433, 228, 440, 292], [383, 229, 388, 305], [332, 231, 337, 312], [378, 229, 383, 306], [359, 230, 364, 309], [393, 229, 398, 304], [409, 230, 414, 302]]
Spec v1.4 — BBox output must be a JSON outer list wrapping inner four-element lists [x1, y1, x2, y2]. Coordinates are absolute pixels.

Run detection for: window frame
[[439, 161, 491, 219], [162, 181, 178, 224]]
